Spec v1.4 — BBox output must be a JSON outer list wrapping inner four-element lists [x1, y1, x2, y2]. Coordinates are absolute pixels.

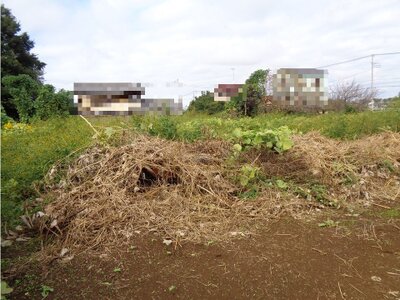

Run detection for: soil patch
[[6, 214, 400, 299]]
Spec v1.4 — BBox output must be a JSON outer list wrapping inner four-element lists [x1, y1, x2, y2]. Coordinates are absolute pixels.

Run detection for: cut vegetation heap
[[29, 129, 400, 257]]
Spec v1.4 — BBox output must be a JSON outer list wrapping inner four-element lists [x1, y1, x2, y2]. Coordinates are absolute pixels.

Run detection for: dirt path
[[5, 210, 400, 300]]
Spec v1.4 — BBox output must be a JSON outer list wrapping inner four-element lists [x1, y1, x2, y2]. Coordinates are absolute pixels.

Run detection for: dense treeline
[[1, 4, 71, 124]]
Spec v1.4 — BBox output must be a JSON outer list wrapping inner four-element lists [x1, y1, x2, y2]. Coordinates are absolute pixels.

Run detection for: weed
[[147, 116, 177, 140], [40, 285, 54, 299], [231, 126, 294, 153], [239, 186, 259, 199], [1, 281, 13, 299], [275, 179, 288, 190], [381, 160, 395, 172], [2, 110, 399, 226], [379, 208, 400, 219], [318, 219, 339, 227], [239, 165, 260, 187]]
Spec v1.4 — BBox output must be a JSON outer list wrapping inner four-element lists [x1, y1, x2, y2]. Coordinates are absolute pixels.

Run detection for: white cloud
[[3, 0, 400, 103]]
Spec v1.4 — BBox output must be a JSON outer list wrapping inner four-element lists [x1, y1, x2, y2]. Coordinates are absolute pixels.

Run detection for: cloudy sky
[[3, 0, 400, 106]]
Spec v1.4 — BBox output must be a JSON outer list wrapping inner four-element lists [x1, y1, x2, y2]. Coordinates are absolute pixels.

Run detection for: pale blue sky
[[3, 0, 400, 106]]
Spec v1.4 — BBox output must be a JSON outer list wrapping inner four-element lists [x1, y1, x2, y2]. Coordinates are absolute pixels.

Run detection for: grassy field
[[1, 109, 400, 226]]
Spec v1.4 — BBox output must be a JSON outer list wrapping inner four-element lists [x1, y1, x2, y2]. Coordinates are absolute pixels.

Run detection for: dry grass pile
[[38, 135, 295, 254], [36, 132, 400, 255], [257, 131, 400, 205]]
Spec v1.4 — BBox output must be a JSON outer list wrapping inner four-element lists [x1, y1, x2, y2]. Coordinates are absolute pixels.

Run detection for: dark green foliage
[[34, 85, 72, 120], [1, 104, 14, 126], [1, 4, 46, 119], [2, 74, 40, 122], [2, 75, 71, 122], [187, 91, 225, 114], [344, 104, 357, 113]]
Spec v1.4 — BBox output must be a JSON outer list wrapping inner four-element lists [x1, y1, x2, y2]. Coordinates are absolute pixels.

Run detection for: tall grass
[[1, 117, 93, 225]]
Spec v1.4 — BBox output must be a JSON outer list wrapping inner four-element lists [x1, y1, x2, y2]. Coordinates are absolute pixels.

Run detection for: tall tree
[[1, 4, 45, 119]]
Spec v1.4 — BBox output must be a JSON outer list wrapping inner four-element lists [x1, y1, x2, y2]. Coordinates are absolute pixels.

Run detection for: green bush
[[2, 74, 39, 122], [148, 116, 178, 140], [187, 91, 225, 115], [34, 85, 71, 120], [2, 75, 72, 122]]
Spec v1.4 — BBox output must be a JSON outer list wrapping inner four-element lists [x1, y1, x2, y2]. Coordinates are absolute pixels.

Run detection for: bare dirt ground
[[4, 208, 400, 300]]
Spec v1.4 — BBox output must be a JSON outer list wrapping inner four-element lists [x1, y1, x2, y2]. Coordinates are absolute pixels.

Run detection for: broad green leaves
[[231, 126, 294, 154], [233, 144, 242, 152], [1, 281, 13, 299], [239, 165, 260, 187]]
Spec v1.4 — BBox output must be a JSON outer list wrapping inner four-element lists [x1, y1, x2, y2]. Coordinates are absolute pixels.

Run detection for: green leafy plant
[[40, 285, 53, 299], [275, 179, 288, 190], [239, 164, 260, 187], [1, 281, 13, 299], [239, 186, 259, 199], [231, 126, 294, 154]]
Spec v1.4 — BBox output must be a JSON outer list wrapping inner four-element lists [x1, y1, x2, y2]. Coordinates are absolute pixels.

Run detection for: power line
[[317, 55, 371, 68], [316, 51, 400, 68]]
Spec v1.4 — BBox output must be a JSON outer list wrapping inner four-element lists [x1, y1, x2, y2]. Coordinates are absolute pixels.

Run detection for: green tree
[[34, 85, 72, 120], [2, 74, 40, 122], [229, 69, 269, 116], [1, 4, 45, 119], [187, 91, 225, 114]]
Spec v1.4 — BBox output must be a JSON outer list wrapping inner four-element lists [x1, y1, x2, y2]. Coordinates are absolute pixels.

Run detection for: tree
[[329, 80, 377, 105], [230, 69, 270, 116], [1, 4, 46, 119], [2, 74, 40, 122], [187, 91, 225, 114]]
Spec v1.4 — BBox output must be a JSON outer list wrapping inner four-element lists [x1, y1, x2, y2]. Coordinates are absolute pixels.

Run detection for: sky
[[3, 0, 400, 106]]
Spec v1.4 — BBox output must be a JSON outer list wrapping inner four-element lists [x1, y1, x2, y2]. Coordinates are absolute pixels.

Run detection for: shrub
[[187, 91, 225, 115], [2, 74, 39, 122], [34, 85, 71, 120]]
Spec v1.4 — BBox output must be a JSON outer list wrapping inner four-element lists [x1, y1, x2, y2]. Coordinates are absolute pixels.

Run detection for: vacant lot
[[1, 111, 400, 299]]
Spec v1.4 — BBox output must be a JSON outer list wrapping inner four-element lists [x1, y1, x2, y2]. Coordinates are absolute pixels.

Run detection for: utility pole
[[371, 54, 375, 91]]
